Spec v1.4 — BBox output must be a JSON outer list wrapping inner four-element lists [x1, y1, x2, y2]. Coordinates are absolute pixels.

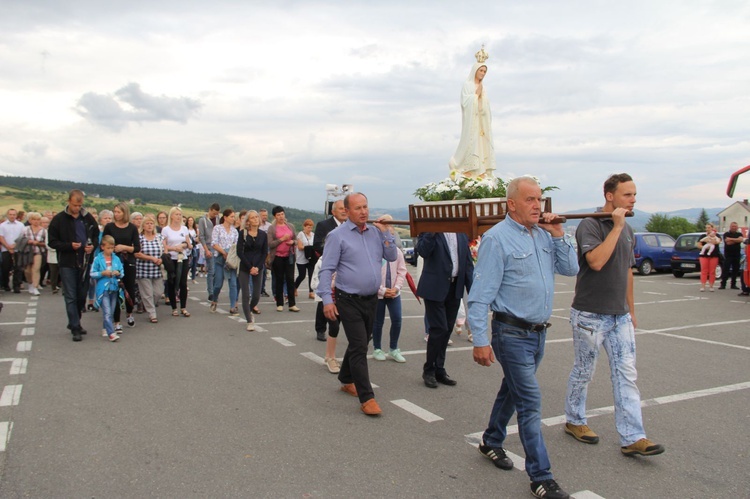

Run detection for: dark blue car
[[633, 232, 676, 275]]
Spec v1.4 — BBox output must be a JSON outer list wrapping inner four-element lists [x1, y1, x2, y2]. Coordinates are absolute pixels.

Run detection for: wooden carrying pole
[[368, 210, 633, 239]]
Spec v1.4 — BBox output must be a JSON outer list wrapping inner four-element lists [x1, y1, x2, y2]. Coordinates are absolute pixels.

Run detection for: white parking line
[[465, 380, 750, 440], [653, 332, 750, 351], [0, 422, 13, 452], [271, 337, 295, 347], [21, 328, 35, 336], [16, 341, 32, 352], [9, 359, 27, 375], [0, 385, 22, 406], [300, 352, 325, 365], [390, 399, 443, 422], [641, 318, 750, 334], [642, 291, 667, 295]]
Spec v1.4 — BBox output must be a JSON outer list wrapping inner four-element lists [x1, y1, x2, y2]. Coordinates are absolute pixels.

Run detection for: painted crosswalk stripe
[[0, 385, 22, 406], [271, 337, 295, 347], [16, 341, 32, 352], [10, 359, 27, 375], [26, 308, 37, 315], [391, 399, 443, 422], [21, 328, 35, 336]]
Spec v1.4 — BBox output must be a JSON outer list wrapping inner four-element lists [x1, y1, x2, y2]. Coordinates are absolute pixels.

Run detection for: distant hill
[[0, 175, 324, 226]]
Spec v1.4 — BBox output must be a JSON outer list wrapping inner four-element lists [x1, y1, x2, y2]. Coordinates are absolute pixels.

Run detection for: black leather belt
[[335, 289, 377, 300], [492, 311, 550, 332]]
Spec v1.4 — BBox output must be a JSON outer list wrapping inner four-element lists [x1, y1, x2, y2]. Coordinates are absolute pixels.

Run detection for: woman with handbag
[[294, 219, 316, 299], [267, 206, 299, 312], [211, 209, 239, 315], [237, 210, 268, 330], [22, 212, 46, 296], [161, 207, 193, 317]]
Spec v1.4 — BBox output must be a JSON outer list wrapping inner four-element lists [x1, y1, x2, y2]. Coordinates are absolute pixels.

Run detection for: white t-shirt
[[295, 231, 314, 264], [161, 225, 190, 260]]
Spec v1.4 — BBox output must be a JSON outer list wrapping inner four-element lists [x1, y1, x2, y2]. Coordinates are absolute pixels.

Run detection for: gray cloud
[[75, 83, 201, 131]]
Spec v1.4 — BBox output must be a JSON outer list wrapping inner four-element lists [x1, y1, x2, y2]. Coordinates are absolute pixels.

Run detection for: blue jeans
[[100, 290, 118, 336], [60, 266, 89, 331], [565, 308, 646, 446], [212, 254, 237, 308], [483, 321, 553, 482], [205, 254, 215, 298], [372, 296, 402, 350]]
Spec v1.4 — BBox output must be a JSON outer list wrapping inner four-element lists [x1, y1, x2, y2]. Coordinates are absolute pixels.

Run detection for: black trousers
[[335, 291, 377, 403], [167, 259, 189, 310], [272, 256, 296, 307], [114, 261, 136, 321], [315, 301, 340, 338], [1, 252, 22, 290], [423, 280, 461, 377], [721, 255, 741, 286]]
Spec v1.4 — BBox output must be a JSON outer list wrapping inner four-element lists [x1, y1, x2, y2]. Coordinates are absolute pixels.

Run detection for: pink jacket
[[378, 250, 407, 299]]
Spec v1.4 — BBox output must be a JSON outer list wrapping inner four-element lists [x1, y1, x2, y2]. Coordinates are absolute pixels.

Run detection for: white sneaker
[[246, 323, 255, 331], [108, 333, 120, 342], [372, 349, 387, 361], [28, 285, 37, 295], [102, 329, 109, 337]]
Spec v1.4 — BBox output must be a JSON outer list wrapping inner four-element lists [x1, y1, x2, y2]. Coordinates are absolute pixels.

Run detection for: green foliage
[[695, 208, 710, 231], [645, 213, 696, 238], [0, 175, 324, 227]]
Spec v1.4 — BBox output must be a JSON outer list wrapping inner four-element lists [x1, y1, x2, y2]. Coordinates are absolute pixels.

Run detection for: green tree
[[646, 213, 696, 238], [695, 208, 710, 231]]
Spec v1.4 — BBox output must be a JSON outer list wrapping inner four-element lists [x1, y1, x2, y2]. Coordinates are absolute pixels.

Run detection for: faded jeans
[[565, 307, 646, 446], [99, 290, 118, 336]]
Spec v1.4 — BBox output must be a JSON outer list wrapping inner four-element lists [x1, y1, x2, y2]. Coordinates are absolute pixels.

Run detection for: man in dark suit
[[416, 231, 473, 388], [313, 200, 347, 257], [312, 200, 347, 341]]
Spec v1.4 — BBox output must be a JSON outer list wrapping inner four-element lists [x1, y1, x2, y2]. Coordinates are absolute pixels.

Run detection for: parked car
[[401, 238, 417, 266], [633, 232, 675, 275], [670, 232, 723, 278]]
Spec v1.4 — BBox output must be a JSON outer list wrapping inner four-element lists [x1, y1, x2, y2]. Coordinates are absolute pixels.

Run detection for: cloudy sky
[[1, 1, 749, 213]]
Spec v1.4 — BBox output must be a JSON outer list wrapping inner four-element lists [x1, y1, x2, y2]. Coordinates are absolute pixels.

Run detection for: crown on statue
[[475, 45, 489, 64]]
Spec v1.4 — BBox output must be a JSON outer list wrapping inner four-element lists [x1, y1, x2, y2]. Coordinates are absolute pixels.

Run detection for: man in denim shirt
[[468, 176, 578, 499], [564, 173, 665, 458]]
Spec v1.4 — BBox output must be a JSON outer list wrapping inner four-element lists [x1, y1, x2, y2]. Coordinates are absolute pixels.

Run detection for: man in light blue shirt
[[318, 192, 398, 416], [467, 177, 578, 499]]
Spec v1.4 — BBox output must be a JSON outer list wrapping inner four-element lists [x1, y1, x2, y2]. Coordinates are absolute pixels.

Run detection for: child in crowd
[[90, 235, 124, 342], [699, 229, 721, 256], [310, 247, 340, 374]]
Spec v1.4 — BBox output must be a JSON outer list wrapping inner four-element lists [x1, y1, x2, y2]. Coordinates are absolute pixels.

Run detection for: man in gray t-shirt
[[564, 173, 665, 458]]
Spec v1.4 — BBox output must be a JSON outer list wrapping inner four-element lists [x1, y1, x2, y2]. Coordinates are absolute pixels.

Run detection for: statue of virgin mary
[[448, 46, 496, 178]]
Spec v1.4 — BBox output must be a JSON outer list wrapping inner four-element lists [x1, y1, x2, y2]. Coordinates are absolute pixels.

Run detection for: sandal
[[150, 317, 158, 323], [172, 309, 179, 316], [252, 307, 261, 315], [181, 309, 191, 317]]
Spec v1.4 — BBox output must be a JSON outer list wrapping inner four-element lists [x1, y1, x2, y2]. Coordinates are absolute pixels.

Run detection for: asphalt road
[[0, 269, 747, 498]]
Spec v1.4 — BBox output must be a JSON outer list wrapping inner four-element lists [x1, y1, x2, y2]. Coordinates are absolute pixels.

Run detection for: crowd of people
[[0, 192, 321, 341], [2, 178, 749, 499]]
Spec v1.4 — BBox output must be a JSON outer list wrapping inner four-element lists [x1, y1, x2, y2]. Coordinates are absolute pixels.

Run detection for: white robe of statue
[[448, 62, 495, 178]]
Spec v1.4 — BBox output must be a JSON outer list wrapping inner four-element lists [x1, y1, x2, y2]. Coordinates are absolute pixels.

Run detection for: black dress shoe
[[731, 285, 740, 290], [79, 327, 87, 335], [738, 291, 750, 296], [436, 374, 458, 386], [316, 332, 326, 342], [72, 330, 83, 342], [423, 373, 438, 388]]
